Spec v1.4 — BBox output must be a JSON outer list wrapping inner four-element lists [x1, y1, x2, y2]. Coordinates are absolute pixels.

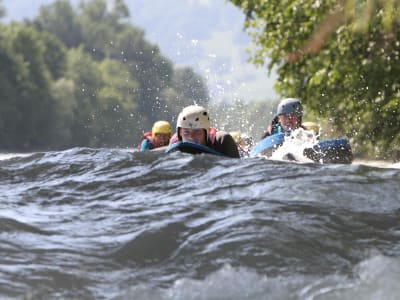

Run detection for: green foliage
[[112, 0, 129, 19], [50, 78, 77, 148], [0, 26, 22, 149], [172, 67, 210, 108], [65, 46, 103, 146], [0, 24, 62, 150], [0, 2, 4, 19], [94, 59, 139, 147], [229, 0, 400, 160], [35, 0, 82, 48], [210, 99, 279, 141], [78, 0, 120, 60], [0, 0, 210, 150], [40, 31, 67, 80]]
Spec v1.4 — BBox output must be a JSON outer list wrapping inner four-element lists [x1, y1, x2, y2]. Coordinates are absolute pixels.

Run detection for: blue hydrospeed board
[[165, 142, 227, 157], [250, 133, 353, 164]]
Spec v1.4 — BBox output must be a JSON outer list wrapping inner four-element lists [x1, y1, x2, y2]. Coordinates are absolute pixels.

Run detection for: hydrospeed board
[[250, 133, 353, 164], [165, 142, 227, 157]]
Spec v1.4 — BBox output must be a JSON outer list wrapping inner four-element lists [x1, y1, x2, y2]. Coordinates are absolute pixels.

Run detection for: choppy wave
[[121, 255, 400, 300], [0, 148, 399, 299]]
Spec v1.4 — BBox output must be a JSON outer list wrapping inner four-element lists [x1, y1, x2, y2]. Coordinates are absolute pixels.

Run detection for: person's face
[[278, 113, 300, 131], [180, 128, 207, 145], [154, 133, 171, 146]]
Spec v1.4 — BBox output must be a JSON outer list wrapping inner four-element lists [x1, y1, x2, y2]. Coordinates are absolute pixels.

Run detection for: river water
[[0, 148, 399, 299]]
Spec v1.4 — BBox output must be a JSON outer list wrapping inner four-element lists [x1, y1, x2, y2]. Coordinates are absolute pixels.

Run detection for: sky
[[2, 0, 277, 103]]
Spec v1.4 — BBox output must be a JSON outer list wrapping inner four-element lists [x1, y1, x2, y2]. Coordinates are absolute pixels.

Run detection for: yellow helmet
[[302, 121, 319, 135], [152, 121, 172, 138]]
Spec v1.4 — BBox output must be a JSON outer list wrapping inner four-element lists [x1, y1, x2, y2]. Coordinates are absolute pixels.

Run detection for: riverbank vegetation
[[229, 0, 400, 160], [0, 0, 210, 150], [1, 0, 399, 160]]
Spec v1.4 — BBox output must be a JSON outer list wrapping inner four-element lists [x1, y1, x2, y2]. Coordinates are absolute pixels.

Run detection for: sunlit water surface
[[0, 149, 399, 299]]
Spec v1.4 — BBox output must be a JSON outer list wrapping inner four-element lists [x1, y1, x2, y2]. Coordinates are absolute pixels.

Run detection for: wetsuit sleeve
[[214, 131, 240, 158], [140, 139, 153, 152], [261, 116, 279, 139]]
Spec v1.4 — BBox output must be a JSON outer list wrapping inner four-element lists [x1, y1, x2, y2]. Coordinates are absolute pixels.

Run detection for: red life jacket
[[137, 131, 152, 149], [137, 131, 165, 149], [206, 127, 218, 149]]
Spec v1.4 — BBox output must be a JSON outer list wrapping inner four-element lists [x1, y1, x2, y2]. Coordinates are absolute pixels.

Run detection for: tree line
[[0, 0, 210, 151], [3, 0, 396, 160], [229, 0, 400, 160]]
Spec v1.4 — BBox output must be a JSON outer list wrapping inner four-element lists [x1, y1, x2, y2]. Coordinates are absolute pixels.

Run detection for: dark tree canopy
[[0, 0, 209, 150], [229, 0, 400, 160]]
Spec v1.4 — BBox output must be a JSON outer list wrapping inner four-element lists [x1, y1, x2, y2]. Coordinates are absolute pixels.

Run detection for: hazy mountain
[[2, 0, 277, 102]]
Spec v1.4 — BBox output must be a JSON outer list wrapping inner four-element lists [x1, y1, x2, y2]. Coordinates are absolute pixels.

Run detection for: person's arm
[[261, 115, 279, 139], [214, 131, 240, 158], [140, 139, 153, 151]]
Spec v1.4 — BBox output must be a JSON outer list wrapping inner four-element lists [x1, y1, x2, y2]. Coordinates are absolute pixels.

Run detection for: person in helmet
[[261, 98, 305, 139], [169, 105, 240, 158], [139, 120, 172, 151]]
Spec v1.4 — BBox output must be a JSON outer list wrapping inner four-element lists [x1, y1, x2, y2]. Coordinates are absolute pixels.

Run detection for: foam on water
[[0, 153, 33, 161], [353, 160, 400, 169], [120, 255, 400, 300], [270, 128, 319, 163]]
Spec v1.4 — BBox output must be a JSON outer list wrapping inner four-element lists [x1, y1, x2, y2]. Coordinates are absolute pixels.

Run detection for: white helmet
[[177, 105, 211, 140], [177, 105, 211, 130]]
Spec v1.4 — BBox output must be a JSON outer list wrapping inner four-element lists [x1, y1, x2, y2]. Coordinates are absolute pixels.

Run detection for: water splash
[[119, 255, 400, 300], [270, 128, 319, 163]]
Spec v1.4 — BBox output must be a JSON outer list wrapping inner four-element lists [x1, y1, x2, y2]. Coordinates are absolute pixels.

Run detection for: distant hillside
[[2, 0, 277, 102]]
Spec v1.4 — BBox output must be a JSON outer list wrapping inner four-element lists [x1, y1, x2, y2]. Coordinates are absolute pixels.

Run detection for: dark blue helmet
[[277, 98, 303, 116]]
